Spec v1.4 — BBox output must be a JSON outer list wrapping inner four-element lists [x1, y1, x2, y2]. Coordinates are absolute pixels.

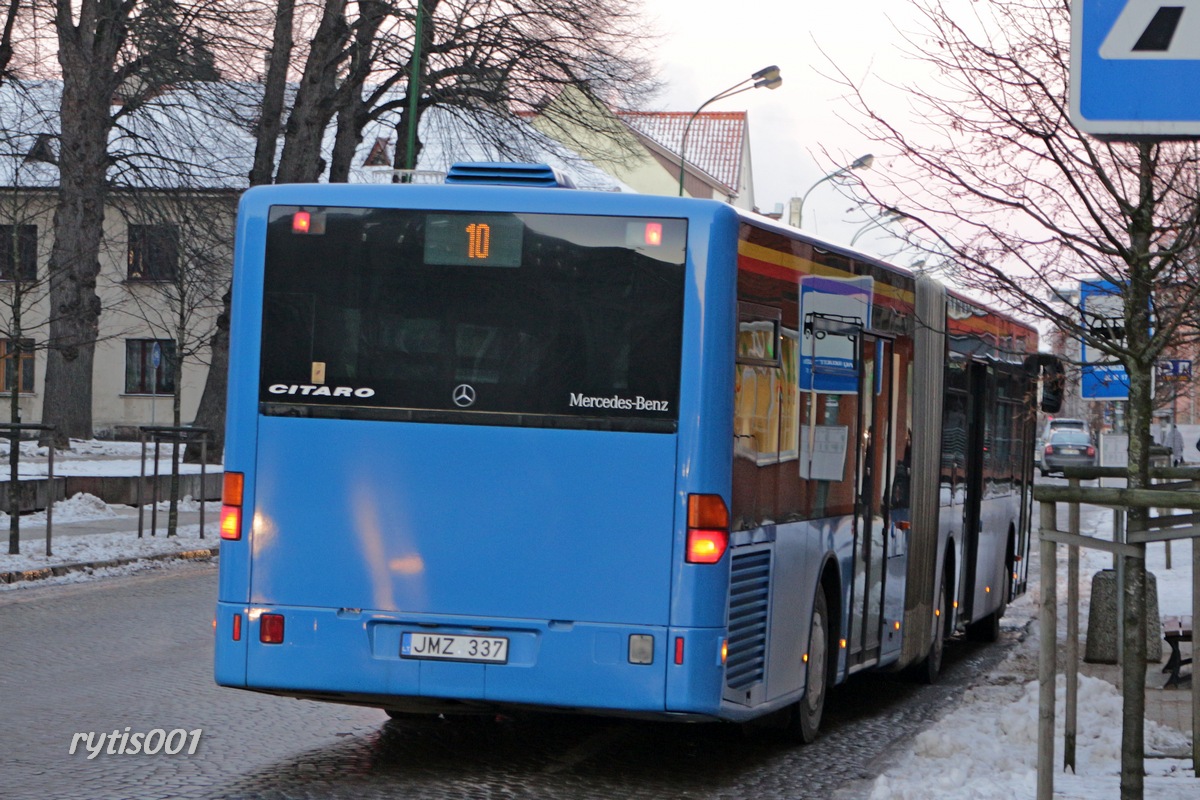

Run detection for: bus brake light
[[686, 529, 728, 563], [686, 493, 729, 564], [220, 471, 245, 541], [645, 223, 663, 246], [292, 211, 312, 233], [220, 506, 242, 540]]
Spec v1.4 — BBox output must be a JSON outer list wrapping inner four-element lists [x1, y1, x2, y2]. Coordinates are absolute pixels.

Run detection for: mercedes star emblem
[[452, 384, 477, 408]]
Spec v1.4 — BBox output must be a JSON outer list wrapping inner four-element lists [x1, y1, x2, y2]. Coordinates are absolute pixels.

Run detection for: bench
[[1162, 615, 1193, 688]]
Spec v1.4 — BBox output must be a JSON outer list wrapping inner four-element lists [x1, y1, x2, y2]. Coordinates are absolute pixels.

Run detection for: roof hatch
[[444, 162, 577, 189]]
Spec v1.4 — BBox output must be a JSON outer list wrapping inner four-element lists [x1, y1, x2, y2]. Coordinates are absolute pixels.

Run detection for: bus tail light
[[686, 494, 729, 564], [220, 471, 244, 541]]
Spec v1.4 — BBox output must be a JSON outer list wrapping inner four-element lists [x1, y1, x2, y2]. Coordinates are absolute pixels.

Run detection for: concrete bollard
[[1083, 569, 1163, 663]]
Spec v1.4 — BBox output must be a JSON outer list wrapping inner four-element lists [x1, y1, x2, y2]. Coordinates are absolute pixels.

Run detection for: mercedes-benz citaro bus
[[214, 162, 1061, 742]]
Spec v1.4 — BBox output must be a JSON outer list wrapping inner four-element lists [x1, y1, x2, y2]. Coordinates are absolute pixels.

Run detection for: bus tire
[[917, 571, 948, 685], [788, 590, 830, 744]]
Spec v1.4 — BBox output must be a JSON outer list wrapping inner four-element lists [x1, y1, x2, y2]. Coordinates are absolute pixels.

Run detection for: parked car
[[1041, 429, 1097, 476], [1042, 417, 1090, 442]]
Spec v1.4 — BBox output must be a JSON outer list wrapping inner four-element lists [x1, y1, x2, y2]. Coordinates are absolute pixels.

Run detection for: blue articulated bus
[[215, 163, 1060, 741]]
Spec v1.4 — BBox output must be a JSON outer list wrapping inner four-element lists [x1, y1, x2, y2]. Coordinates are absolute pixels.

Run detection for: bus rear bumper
[[214, 603, 728, 718]]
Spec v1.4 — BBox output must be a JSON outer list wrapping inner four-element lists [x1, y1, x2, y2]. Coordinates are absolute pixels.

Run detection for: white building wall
[[1, 193, 231, 439]]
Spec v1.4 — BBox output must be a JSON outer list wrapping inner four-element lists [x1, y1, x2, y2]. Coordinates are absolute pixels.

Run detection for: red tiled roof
[[618, 110, 746, 192]]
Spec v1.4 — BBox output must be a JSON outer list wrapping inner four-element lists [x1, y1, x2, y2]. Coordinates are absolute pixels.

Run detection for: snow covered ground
[[0, 443, 1194, 795], [0, 439, 219, 587], [867, 502, 1196, 799], [0, 437, 211, 477]]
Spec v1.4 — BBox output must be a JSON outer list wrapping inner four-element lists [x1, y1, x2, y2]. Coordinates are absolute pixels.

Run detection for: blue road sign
[[1070, 0, 1200, 138], [1080, 279, 1131, 400], [1158, 358, 1192, 379]]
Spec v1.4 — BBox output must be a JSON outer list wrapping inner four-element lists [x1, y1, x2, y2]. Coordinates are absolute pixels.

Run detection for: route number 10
[[466, 223, 491, 259]]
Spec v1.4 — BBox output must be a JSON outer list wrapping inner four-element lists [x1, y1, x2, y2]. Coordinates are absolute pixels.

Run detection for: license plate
[[1061, 448, 1080, 455], [401, 632, 509, 663]]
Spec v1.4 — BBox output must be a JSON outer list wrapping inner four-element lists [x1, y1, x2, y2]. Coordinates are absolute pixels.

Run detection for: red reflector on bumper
[[260, 613, 284, 644]]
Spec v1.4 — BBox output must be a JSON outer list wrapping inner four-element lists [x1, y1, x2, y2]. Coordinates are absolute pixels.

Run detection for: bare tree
[[110, 190, 233, 535], [829, 1, 1200, 793], [39, 0, 238, 448], [0, 108, 60, 554], [185, 0, 657, 462]]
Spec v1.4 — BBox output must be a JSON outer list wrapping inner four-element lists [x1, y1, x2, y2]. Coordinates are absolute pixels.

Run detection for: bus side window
[[732, 303, 782, 532]]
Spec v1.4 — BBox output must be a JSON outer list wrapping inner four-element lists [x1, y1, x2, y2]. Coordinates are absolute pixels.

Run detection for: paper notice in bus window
[[800, 424, 849, 481]]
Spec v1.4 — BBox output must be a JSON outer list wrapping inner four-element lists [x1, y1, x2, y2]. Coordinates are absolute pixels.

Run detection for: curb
[[0, 545, 219, 586]]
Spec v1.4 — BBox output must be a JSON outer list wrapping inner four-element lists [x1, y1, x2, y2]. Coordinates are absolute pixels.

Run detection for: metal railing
[[0, 423, 55, 556], [137, 425, 211, 540], [1035, 466, 1200, 799]]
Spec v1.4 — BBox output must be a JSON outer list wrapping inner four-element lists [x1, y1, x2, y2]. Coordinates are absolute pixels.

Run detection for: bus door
[[959, 361, 988, 621], [849, 334, 894, 663]]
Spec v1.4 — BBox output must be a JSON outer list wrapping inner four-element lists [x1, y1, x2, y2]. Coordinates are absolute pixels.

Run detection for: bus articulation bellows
[[214, 163, 1061, 742]]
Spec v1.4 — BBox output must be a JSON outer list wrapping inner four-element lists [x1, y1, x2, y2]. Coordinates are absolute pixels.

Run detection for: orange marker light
[[222, 472, 244, 507]]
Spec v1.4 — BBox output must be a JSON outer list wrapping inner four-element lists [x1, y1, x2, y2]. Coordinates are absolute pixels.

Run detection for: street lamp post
[[850, 208, 907, 246], [404, 0, 427, 174], [792, 154, 875, 228], [677, 65, 782, 197]]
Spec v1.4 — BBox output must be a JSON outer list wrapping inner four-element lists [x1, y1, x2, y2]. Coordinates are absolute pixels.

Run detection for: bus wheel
[[917, 572, 948, 685], [789, 591, 829, 744]]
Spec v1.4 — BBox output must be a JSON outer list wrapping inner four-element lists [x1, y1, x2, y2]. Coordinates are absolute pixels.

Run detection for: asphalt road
[[0, 563, 1023, 800]]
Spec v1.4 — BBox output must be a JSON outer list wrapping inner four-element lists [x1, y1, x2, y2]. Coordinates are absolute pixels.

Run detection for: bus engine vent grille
[[725, 548, 771, 691]]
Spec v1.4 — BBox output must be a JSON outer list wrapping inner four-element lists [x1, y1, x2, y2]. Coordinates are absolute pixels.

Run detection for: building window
[[0, 225, 37, 281], [128, 224, 179, 281], [0, 338, 34, 393], [125, 339, 176, 395]]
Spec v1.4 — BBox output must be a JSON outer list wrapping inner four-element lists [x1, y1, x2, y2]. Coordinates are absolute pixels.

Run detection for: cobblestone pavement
[[1, 565, 1020, 800]]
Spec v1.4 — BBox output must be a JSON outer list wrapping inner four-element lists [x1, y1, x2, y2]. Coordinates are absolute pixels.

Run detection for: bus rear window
[[259, 207, 687, 432]]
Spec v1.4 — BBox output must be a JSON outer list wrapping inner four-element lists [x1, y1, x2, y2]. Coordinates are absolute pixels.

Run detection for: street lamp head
[[795, 153, 878, 228], [751, 65, 782, 90], [678, 65, 784, 196], [752, 65, 781, 82]]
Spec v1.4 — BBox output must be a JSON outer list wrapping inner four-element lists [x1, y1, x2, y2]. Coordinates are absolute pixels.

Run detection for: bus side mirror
[[1025, 354, 1064, 414]]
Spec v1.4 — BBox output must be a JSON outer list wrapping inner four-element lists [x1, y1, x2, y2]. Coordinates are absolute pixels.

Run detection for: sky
[[643, 0, 930, 254], [2, 442, 1196, 796]]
